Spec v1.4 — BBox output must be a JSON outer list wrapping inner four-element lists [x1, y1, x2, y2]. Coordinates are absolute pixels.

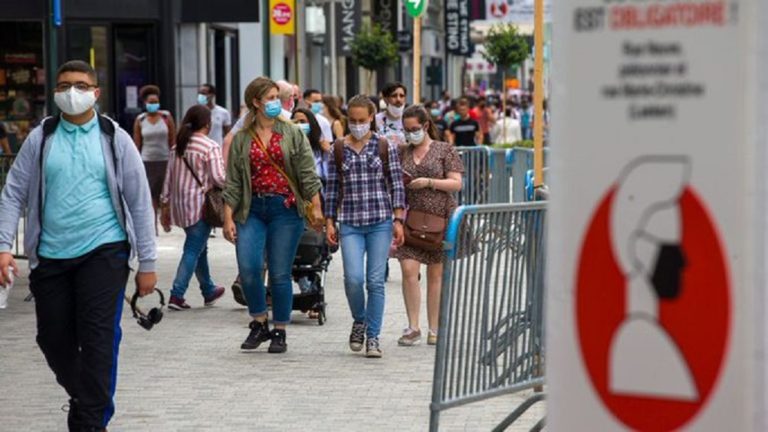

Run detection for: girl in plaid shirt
[[325, 95, 406, 358]]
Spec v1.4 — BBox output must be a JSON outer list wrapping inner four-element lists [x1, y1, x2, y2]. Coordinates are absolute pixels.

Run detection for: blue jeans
[[236, 195, 305, 324], [171, 220, 217, 299], [339, 220, 393, 339]]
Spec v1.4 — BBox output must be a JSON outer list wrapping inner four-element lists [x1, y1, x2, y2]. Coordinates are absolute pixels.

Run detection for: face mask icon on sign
[[608, 156, 699, 401]]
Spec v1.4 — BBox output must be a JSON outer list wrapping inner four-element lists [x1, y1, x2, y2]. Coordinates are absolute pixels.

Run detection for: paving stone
[[0, 228, 545, 430]]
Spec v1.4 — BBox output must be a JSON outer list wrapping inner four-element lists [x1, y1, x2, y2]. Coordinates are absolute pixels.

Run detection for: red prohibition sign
[[576, 184, 730, 431]]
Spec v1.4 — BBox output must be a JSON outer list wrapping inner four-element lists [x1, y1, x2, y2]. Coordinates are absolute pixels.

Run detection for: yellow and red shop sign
[[270, 0, 295, 35]]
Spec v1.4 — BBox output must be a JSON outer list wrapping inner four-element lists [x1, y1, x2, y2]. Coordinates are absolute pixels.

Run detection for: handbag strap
[[249, 129, 301, 196], [181, 155, 205, 188]]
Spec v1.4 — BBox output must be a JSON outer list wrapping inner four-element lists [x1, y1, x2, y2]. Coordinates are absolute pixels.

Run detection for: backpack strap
[[378, 136, 392, 195], [96, 115, 125, 221], [332, 138, 345, 209]]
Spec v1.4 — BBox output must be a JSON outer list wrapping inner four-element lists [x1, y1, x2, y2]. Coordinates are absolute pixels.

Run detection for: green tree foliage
[[482, 24, 529, 72], [482, 24, 529, 144], [351, 24, 399, 94]]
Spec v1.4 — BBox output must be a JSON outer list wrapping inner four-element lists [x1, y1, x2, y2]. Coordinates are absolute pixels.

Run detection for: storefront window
[[0, 22, 45, 153]]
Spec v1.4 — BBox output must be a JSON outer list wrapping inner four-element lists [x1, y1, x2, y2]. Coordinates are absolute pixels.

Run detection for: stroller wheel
[[318, 310, 325, 325], [318, 304, 327, 325]]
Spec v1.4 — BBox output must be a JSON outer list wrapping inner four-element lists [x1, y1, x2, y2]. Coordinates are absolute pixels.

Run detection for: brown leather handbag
[[182, 157, 225, 227], [404, 209, 447, 251]]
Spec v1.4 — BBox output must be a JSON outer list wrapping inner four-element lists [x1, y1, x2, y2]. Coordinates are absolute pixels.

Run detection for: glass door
[[114, 24, 156, 131]]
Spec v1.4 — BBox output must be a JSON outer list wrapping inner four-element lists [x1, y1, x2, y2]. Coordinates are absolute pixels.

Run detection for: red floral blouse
[[249, 132, 296, 208]]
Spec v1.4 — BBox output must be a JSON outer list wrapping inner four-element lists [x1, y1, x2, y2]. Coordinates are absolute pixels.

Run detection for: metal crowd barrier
[[430, 202, 547, 431], [456, 147, 492, 205], [0, 154, 26, 260], [456, 147, 549, 206]]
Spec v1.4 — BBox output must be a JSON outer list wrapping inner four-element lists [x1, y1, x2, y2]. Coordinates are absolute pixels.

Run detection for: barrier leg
[[429, 407, 440, 432], [491, 392, 546, 432]]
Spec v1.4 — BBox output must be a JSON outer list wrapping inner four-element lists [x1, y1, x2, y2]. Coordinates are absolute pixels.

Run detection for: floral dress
[[393, 141, 464, 264]]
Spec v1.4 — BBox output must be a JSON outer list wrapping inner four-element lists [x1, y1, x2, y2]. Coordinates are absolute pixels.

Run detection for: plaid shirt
[[325, 133, 406, 226]]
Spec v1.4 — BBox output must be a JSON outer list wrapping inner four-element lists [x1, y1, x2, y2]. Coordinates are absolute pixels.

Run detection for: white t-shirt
[[375, 112, 405, 147], [490, 117, 522, 145], [314, 113, 334, 143], [208, 105, 232, 145], [231, 115, 246, 136]]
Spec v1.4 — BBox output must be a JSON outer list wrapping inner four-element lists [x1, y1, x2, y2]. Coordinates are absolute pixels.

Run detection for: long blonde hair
[[243, 76, 283, 130]]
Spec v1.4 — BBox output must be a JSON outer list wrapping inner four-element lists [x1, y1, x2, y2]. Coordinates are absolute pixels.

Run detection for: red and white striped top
[[160, 133, 226, 228]]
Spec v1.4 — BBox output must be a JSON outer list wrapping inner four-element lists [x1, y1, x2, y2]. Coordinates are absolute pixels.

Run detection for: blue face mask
[[311, 102, 323, 115], [298, 123, 311, 135], [197, 93, 209, 105], [146, 103, 160, 113], [264, 99, 282, 118], [431, 109, 441, 118]]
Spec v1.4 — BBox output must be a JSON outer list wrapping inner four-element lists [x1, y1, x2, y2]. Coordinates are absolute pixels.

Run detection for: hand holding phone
[[402, 169, 413, 186]]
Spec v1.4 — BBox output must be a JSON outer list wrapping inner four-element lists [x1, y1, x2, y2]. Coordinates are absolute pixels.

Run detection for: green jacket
[[223, 119, 322, 224]]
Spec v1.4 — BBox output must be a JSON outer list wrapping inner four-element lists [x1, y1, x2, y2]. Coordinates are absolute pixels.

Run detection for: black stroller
[[290, 229, 333, 325]]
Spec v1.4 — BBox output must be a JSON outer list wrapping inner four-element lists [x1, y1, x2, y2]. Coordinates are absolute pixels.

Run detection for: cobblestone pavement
[[0, 229, 545, 431]]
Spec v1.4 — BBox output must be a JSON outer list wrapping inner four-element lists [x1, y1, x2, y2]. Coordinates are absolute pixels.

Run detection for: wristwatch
[[394, 217, 405, 225]]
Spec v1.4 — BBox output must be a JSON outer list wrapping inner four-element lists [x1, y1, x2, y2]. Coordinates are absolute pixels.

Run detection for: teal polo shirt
[[38, 114, 126, 259]]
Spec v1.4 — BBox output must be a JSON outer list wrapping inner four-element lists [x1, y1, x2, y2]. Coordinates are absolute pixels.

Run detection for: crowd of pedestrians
[[0, 58, 526, 431]]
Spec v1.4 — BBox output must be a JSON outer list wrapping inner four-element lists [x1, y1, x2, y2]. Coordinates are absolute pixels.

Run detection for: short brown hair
[[139, 85, 160, 100], [56, 60, 97, 84]]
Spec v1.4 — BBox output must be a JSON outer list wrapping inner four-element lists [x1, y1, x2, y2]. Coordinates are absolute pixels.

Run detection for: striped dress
[[160, 133, 226, 228]]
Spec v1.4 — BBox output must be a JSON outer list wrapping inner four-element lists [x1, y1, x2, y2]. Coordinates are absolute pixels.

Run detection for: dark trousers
[[29, 241, 130, 431]]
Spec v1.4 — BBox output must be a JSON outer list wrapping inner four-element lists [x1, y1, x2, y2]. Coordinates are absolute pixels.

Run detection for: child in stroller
[[292, 228, 334, 325]]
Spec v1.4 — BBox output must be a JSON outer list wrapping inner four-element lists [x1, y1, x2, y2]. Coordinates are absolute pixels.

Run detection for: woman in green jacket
[[223, 77, 323, 353]]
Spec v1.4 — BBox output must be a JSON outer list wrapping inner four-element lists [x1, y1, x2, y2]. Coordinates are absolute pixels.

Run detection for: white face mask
[[405, 129, 426, 145], [387, 104, 404, 118], [349, 123, 370, 140], [54, 87, 97, 116]]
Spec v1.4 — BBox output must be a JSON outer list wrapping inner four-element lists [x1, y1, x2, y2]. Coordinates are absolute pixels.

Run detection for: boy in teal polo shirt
[[0, 60, 157, 432]]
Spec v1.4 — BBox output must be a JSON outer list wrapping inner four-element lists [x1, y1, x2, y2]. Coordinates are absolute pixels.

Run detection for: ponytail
[[176, 105, 211, 156]]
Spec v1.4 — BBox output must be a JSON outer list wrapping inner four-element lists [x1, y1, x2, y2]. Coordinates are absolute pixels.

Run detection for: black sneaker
[[232, 278, 247, 306], [349, 321, 366, 352], [241, 320, 271, 350], [268, 329, 287, 353]]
